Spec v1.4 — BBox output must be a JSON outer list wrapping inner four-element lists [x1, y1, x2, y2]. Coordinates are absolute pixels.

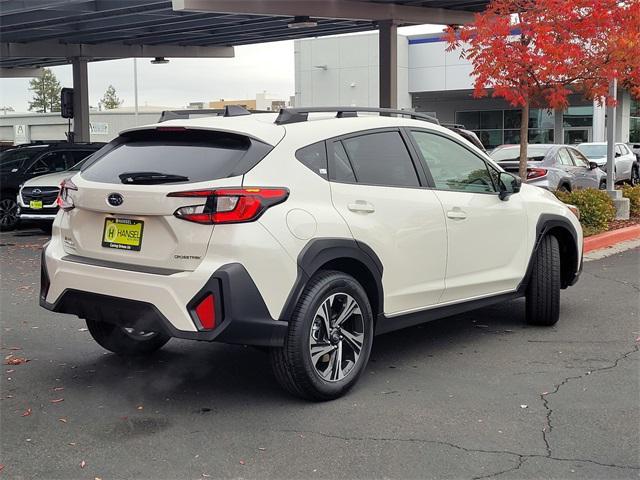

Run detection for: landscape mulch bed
[[607, 215, 640, 231]]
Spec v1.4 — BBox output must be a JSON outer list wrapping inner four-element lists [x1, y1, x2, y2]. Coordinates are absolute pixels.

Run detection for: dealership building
[[295, 32, 639, 150]]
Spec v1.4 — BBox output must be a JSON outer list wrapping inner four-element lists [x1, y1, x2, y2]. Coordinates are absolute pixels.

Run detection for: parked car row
[[0, 141, 104, 231], [576, 142, 639, 185], [489, 142, 639, 193]]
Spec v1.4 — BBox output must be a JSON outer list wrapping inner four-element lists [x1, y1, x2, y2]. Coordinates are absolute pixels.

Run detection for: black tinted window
[[82, 129, 272, 184], [411, 130, 496, 193], [296, 142, 327, 179], [330, 141, 356, 183], [341, 131, 419, 187], [0, 147, 46, 173]]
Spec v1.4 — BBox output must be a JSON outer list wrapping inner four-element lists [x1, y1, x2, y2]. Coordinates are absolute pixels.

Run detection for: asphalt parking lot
[[1, 228, 639, 480]]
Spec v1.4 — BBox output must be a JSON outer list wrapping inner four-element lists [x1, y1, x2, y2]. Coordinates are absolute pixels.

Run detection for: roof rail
[[274, 107, 440, 125], [158, 107, 272, 122]]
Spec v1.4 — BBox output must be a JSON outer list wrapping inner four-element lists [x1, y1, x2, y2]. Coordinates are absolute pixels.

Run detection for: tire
[[599, 179, 607, 190], [270, 270, 374, 401], [630, 165, 639, 186], [525, 235, 561, 326], [0, 197, 19, 231], [86, 319, 170, 355], [557, 184, 571, 193]]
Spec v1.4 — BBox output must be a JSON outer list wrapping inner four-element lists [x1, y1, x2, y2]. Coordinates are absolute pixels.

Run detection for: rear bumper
[[40, 244, 288, 347]]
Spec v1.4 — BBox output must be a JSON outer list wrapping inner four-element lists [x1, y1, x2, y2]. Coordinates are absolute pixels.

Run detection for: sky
[[0, 25, 443, 113]]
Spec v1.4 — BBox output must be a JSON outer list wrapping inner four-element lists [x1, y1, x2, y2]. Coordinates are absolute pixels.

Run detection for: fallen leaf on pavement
[[520, 404, 528, 409], [50, 398, 64, 404], [6, 369, 14, 373], [137, 405, 143, 410], [21, 408, 32, 417], [59, 418, 67, 423], [80, 460, 86, 469], [95, 477, 102, 480], [258, 447, 266, 451], [8, 347, 22, 351], [78, 328, 88, 332], [0, 464, 4, 472], [52, 387, 64, 392], [68, 443, 76, 446], [4, 356, 28, 365], [239, 460, 245, 465]]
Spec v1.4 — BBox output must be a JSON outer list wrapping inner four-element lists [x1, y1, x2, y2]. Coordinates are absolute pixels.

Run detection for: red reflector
[[194, 294, 216, 330]]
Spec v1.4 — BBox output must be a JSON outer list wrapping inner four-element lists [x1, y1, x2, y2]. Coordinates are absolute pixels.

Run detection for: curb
[[583, 225, 640, 253]]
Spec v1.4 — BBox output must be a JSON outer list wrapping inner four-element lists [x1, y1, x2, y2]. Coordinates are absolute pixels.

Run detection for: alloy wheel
[[308, 293, 365, 382], [0, 198, 18, 229]]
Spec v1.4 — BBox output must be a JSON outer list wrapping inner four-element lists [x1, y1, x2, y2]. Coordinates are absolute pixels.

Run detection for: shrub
[[556, 188, 615, 236], [621, 185, 640, 217]]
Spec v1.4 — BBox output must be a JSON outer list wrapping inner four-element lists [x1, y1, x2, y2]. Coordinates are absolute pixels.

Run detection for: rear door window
[[340, 131, 420, 187], [81, 129, 272, 185], [557, 148, 574, 166]]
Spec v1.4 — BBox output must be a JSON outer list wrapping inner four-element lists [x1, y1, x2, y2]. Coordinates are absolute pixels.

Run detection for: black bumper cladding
[[39, 257, 288, 347]]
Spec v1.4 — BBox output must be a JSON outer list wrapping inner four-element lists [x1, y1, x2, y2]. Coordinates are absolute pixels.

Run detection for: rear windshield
[[490, 146, 550, 162], [81, 129, 272, 184]]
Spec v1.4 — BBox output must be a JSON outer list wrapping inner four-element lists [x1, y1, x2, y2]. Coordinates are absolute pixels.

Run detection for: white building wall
[[294, 32, 410, 109], [0, 111, 162, 144]]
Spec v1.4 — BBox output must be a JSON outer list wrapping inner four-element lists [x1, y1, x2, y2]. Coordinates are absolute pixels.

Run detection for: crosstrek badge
[[101, 218, 144, 251]]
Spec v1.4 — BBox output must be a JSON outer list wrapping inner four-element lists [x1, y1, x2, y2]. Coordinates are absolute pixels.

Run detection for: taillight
[[56, 178, 77, 211], [167, 187, 289, 224], [527, 168, 548, 180]]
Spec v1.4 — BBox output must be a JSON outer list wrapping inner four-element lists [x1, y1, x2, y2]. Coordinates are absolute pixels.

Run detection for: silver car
[[490, 144, 606, 192], [577, 142, 639, 186]]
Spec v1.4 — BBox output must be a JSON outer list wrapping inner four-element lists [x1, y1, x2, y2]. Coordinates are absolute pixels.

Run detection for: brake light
[[56, 178, 77, 211], [194, 293, 216, 330], [527, 168, 548, 180], [168, 187, 289, 224]]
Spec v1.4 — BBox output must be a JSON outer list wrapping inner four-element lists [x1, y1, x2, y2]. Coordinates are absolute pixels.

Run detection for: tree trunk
[[518, 100, 530, 181]]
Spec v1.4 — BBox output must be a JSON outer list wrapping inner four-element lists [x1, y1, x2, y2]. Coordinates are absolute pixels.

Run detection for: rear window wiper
[[119, 172, 189, 184]]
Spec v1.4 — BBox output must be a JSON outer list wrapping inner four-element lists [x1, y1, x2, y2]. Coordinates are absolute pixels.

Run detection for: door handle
[[348, 201, 375, 213], [446, 209, 467, 220]]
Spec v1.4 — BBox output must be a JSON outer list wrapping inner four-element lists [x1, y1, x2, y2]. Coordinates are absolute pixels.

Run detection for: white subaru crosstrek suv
[[41, 106, 583, 400]]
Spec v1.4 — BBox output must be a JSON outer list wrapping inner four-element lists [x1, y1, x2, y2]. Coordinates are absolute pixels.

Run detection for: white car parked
[[577, 142, 639, 185], [41, 107, 583, 400]]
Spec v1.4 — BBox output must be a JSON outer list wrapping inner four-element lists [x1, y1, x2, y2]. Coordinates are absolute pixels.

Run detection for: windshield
[[490, 146, 550, 162], [0, 147, 45, 173], [577, 144, 607, 158], [68, 157, 89, 172]]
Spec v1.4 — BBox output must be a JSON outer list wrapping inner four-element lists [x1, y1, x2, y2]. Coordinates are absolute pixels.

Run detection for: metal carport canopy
[[0, 0, 489, 140]]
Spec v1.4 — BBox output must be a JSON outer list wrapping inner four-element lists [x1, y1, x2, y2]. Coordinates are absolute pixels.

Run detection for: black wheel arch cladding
[[279, 238, 384, 322]]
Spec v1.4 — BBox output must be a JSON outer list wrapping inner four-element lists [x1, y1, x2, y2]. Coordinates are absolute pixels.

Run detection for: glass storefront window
[[631, 100, 640, 143], [504, 129, 554, 145], [503, 108, 554, 129], [472, 130, 503, 150], [563, 106, 594, 127], [456, 111, 480, 130]]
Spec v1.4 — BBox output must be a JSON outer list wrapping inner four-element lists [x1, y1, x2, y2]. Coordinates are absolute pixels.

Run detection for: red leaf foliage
[[445, 0, 640, 108]]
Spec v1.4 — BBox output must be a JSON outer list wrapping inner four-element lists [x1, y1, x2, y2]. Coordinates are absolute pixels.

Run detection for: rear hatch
[[60, 127, 273, 272]]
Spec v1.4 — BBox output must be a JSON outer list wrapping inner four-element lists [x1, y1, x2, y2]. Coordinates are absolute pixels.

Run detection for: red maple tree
[[445, 0, 640, 180]]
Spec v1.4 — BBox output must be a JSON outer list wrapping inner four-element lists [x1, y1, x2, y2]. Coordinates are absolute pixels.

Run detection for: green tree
[[100, 85, 123, 110], [28, 68, 61, 113]]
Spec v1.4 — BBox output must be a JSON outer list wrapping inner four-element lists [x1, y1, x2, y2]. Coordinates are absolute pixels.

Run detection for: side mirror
[[588, 161, 599, 170], [498, 171, 521, 201], [615, 152, 621, 158]]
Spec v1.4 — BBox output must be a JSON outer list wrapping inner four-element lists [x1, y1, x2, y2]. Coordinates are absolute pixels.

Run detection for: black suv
[[0, 142, 104, 230]]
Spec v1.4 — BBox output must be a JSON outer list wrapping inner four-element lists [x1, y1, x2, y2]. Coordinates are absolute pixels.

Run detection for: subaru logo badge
[[107, 193, 124, 207], [33, 188, 42, 195]]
